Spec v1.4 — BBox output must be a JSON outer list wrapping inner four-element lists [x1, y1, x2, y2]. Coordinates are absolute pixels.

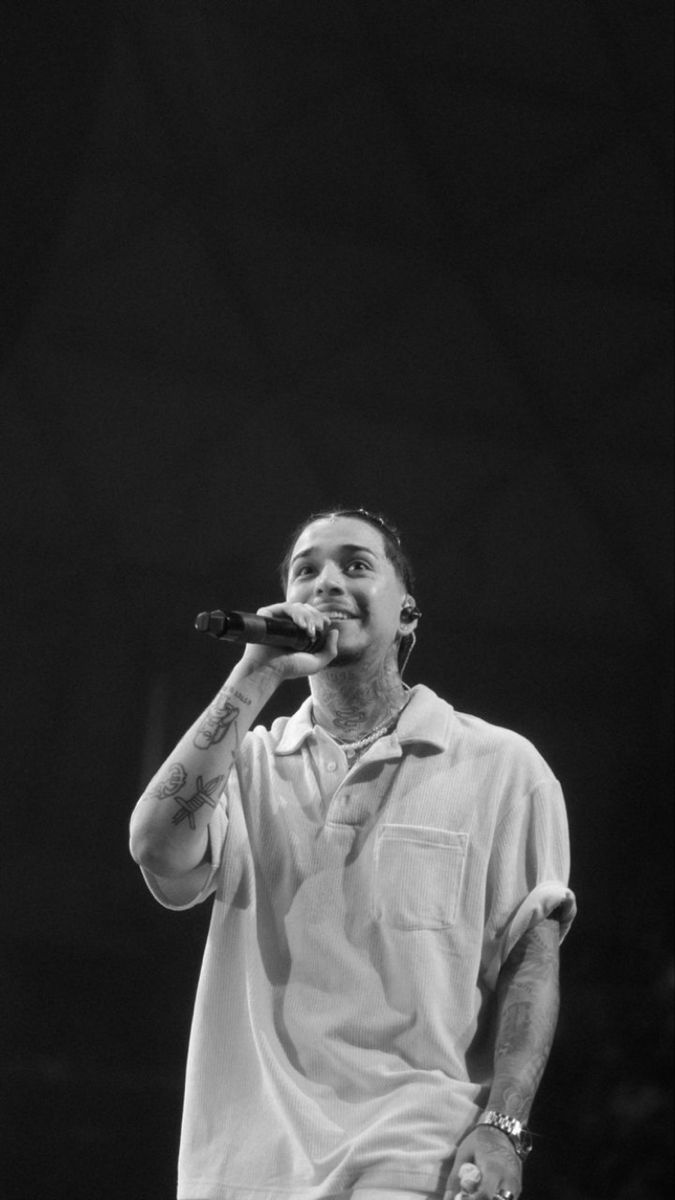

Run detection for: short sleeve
[[482, 777, 576, 987]]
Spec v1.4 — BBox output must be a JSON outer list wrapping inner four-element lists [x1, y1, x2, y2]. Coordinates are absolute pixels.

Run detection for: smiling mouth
[[323, 611, 356, 621]]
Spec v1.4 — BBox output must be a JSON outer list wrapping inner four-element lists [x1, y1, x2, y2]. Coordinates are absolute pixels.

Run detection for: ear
[[399, 596, 421, 633]]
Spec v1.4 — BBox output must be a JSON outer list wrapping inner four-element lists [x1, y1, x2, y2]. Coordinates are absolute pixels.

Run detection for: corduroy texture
[[142, 685, 575, 1200]]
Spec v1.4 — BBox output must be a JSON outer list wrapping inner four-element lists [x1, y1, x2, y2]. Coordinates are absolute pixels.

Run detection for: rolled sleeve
[[483, 778, 576, 985], [502, 879, 577, 958]]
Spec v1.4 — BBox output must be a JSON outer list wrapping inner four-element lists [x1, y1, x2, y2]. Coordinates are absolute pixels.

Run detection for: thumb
[[446, 1160, 483, 1199], [313, 626, 340, 665], [282, 626, 340, 677]]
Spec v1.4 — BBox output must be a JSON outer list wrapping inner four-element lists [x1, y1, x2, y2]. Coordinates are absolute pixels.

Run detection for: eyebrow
[[290, 543, 379, 565]]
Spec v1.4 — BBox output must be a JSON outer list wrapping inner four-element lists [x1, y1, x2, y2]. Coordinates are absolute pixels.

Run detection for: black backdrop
[[3, 3, 672, 1198]]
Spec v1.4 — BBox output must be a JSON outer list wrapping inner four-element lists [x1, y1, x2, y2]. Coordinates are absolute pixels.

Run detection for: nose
[[313, 562, 345, 596]]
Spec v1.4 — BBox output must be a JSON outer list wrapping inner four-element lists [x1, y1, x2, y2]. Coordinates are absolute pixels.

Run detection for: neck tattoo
[[313, 695, 410, 761]]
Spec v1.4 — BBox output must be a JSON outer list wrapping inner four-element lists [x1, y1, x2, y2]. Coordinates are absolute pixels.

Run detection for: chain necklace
[[313, 696, 410, 762]]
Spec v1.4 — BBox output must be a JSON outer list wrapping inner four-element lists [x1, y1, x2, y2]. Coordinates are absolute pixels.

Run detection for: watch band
[[477, 1110, 533, 1161]]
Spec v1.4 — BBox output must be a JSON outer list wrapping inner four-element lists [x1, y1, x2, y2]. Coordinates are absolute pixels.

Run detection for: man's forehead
[[291, 516, 386, 558]]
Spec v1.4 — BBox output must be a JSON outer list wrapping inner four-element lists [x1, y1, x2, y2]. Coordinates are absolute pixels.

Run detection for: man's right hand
[[130, 603, 339, 879], [239, 602, 340, 679]]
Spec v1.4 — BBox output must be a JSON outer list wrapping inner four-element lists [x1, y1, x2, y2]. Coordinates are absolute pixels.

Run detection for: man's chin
[[326, 645, 364, 669]]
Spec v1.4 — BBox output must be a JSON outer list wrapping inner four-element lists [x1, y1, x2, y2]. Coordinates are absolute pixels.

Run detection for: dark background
[[2, 3, 672, 1198]]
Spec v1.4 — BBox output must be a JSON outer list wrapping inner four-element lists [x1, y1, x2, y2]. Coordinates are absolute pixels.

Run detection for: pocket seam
[[373, 826, 467, 930]]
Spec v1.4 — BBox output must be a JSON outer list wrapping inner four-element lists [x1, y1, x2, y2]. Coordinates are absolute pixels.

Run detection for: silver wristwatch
[[477, 1110, 533, 1161]]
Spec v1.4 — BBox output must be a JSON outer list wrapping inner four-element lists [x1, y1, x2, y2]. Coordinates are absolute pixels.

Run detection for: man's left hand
[[445, 1126, 523, 1200]]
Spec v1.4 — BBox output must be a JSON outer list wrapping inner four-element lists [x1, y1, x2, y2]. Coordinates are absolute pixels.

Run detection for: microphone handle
[[194, 609, 324, 652]]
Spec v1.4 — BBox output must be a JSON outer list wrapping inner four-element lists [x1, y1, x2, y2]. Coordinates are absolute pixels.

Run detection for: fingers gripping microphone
[[194, 610, 326, 653], [454, 1163, 482, 1198]]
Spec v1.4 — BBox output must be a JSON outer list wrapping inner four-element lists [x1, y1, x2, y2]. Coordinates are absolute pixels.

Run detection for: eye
[[346, 559, 371, 572], [293, 564, 315, 577]]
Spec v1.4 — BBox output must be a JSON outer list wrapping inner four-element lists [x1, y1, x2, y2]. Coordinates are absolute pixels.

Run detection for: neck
[[310, 651, 407, 740]]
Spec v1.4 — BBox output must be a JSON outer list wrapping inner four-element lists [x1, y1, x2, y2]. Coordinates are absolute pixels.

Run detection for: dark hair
[[279, 507, 418, 673]]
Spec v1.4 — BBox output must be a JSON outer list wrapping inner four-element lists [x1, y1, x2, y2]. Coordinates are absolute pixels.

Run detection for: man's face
[[285, 516, 407, 665]]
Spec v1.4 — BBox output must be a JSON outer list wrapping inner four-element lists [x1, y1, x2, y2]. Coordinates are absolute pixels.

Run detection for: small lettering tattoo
[[172, 774, 226, 829]]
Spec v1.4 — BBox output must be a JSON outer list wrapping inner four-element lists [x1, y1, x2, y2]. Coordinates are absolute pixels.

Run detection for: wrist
[[476, 1110, 533, 1161], [228, 657, 286, 692]]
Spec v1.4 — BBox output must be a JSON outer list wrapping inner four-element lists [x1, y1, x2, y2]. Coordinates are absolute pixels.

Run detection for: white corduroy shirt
[[142, 684, 576, 1200]]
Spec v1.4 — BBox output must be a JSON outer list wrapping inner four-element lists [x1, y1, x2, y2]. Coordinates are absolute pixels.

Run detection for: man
[[130, 508, 575, 1200]]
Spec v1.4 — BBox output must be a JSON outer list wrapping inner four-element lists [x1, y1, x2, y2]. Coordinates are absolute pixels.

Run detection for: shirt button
[[326, 761, 337, 772]]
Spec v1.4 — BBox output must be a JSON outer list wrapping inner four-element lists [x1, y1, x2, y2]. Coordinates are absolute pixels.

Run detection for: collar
[[273, 683, 453, 756]]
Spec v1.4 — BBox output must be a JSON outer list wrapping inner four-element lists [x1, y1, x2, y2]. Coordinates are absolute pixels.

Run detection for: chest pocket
[[372, 823, 468, 930]]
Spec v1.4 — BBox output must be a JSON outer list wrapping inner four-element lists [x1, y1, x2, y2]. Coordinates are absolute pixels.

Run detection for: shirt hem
[[177, 1169, 447, 1200]]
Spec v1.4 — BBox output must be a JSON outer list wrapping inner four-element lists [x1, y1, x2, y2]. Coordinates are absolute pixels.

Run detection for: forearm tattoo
[[144, 762, 225, 830], [146, 762, 187, 799], [194, 693, 240, 748], [492, 920, 560, 1121], [171, 773, 226, 829]]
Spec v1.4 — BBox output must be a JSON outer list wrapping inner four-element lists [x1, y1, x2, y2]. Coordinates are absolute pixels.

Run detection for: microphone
[[194, 609, 326, 653], [454, 1163, 482, 1198]]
